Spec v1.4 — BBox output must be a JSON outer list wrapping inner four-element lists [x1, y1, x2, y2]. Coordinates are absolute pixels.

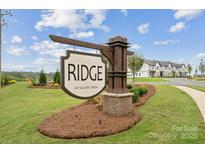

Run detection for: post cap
[[107, 36, 129, 47]]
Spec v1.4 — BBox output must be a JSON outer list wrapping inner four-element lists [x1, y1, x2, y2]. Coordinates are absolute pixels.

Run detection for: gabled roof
[[158, 61, 171, 67], [144, 59, 186, 68], [144, 60, 158, 66], [172, 63, 186, 68]]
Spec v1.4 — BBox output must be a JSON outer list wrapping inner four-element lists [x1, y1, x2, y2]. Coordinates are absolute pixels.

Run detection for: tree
[[195, 68, 198, 77], [54, 69, 60, 84], [187, 64, 192, 76], [199, 59, 205, 77], [1, 75, 9, 86], [128, 53, 144, 85], [39, 69, 47, 85]]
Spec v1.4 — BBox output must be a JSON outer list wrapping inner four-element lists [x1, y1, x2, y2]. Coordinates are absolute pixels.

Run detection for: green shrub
[[132, 92, 139, 103], [1, 75, 10, 86], [137, 87, 148, 97], [129, 88, 140, 103], [39, 70, 47, 86], [129, 87, 148, 103], [1, 76, 4, 86], [31, 78, 36, 85], [54, 69, 60, 84], [127, 84, 133, 89]]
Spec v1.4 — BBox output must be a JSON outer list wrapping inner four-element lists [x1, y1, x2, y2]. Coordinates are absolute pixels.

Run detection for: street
[[169, 78, 205, 87]]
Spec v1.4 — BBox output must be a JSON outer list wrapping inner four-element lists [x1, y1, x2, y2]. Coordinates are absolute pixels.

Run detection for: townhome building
[[127, 59, 188, 77]]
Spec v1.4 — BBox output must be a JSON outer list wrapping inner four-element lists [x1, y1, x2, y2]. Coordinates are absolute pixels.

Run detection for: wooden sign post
[[50, 35, 134, 116]]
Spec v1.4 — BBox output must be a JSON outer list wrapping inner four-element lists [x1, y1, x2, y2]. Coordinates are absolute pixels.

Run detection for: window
[[150, 66, 154, 69]]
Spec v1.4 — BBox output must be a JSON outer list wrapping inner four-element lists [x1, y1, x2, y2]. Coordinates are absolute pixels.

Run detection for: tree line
[[1, 69, 61, 86]]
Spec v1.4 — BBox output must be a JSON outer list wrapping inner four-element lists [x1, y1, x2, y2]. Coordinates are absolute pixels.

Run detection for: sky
[[2, 9, 205, 73]]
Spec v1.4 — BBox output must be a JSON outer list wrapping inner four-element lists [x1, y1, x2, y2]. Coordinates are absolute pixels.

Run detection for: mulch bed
[[37, 84, 156, 139], [133, 84, 156, 108]]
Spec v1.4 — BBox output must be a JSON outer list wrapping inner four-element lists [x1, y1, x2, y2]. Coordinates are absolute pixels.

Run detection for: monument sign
[[50, 35, 134, 116]]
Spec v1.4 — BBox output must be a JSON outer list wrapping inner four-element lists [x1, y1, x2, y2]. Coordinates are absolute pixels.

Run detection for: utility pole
[[0, 10, 2, 88], [0, 9, 12, 88]]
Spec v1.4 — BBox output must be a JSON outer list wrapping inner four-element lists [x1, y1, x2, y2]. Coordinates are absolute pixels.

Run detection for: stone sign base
[[102, 93, 134, 116]]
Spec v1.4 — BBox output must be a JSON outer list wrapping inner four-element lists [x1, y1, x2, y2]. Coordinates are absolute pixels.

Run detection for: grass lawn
[[1, 83, 205, 143], [128, 77, 168, 82], [192, 78, 205, 81], [188, 85, 205, 93]]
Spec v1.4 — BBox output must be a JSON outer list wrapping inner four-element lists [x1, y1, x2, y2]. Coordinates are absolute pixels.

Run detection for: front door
[[160, 71, 163, 77]]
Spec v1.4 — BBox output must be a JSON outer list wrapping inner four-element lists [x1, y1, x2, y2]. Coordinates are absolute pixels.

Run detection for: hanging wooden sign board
[[61, 50, 107, 99]]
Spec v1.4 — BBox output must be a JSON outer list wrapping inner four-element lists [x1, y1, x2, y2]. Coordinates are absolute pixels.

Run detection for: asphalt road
[[169, 78, 205, 87], [131, 78, 205, 87]]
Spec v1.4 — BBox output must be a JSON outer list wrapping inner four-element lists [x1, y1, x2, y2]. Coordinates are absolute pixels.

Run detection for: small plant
[[53, 83, 60, 87], [129, 88, 140, 103], [8, 80, 16, 84], [137, 87, 148, 97], [127, 84, 133, 89]]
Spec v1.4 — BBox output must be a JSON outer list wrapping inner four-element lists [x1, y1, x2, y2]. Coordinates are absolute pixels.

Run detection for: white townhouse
[[127, 59, 188, 78]]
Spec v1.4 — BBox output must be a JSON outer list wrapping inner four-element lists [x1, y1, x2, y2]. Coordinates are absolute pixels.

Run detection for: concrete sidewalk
[[174, 86, 205, 122]]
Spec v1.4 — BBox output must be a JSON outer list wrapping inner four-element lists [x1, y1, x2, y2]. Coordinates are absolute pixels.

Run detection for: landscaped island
[[37, 84, 155, 139]]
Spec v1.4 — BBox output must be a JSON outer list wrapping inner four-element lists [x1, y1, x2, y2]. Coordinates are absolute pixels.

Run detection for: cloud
[[193, 53, 205, 60], [30, 40, 68, 58], [130, 43, 142, 50], [169, 22, 186, 33], [35, 9, 109, 37], [174, 10, 204, 21], [84, 9, 109, 31], [137, 23, 150, 34], [7, 46, 29, 56], [70, 31, 94, 38], [121, 9, 127, 16], [31, 36, 38, 40], [35, 10, 84, 31], [30, 40, 97, 58], [33, 58, 59, 65], [11, 35, 22, 43], [153, 40, 180, 45]]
